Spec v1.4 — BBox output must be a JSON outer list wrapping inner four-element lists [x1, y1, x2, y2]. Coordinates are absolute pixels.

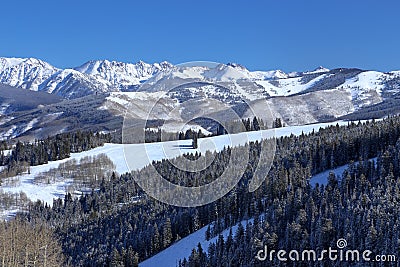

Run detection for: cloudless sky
[[1, 0, 399, 72]]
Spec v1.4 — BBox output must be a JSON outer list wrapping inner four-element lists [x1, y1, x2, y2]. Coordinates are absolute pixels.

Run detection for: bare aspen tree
[[0, 219, 64, 266]]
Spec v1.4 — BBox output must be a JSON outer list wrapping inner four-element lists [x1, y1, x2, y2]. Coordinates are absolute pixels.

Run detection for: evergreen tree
[[252, 116, 260, 131], [163, 218, 173, 248], [192, 134, 198, 149]]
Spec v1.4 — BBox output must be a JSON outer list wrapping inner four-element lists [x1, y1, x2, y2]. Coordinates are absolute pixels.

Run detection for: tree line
[[0, 131, 111, 179]]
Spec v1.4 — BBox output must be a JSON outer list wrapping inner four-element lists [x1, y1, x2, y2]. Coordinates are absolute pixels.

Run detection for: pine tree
[[252, 117, 260, 131], [192, 134, 198, 149], [163, 218, 173, 248], [205, 225, 211, 241], [110, 248, 124, 267], [193, 210, 200, 231], [153, 223, 161, 252]]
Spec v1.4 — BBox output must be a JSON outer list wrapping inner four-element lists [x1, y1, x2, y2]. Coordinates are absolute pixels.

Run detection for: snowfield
[[255, 73, 331, 97], [309, 157, 377, 187], [1, 120, 369, 214], [140, 218, 255, 267]]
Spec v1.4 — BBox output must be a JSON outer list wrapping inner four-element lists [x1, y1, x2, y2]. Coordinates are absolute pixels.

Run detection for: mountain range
[[1, 57, 400, 140]]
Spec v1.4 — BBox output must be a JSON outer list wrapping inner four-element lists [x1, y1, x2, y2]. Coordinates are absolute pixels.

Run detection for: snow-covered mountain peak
[[39, 68, 115, 98], [0, 57, 26, 71], [226, 62, 248, 71], [250, 69, 288, 80], [1, 55, 400, 116], [23, 57, 48, 66], [157, 61, 174, 68], [315, 66, 329, 72], [0, 57, 57, 72], [203, 63, 250, 82], [74, 60, 100, 74], [0, 57, 59, 91], [74, 59, 173, 90], [305, 66, 330, 74]]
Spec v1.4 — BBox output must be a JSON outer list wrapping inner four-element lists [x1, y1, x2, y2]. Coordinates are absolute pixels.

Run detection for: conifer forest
[[0, 117, 400, 266]]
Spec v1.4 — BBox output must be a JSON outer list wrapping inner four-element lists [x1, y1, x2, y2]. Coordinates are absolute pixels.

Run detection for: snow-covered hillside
[[2, 56, 399, 105], [2, 56, 400, 140], [255, 73, 331, 96], [0, 57, 58, 91], [0, 57, 174, 98], [0, 120, 356, 213], [140, 157, 379, 267], [140, 218, 255, 267], [141, 150, 379, 267], [75, 60, 173, 90], [39, 69, 115, 98], [309, 157, 377, 187]]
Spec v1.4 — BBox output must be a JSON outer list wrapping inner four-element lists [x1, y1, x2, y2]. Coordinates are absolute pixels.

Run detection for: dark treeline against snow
[[11, 117, 400, 266]]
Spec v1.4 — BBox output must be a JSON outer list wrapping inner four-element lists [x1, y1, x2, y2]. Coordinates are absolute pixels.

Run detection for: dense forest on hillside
[[12, 117, 400, 266], [144, 116, 266, 143], [0, 131, 111, 179]]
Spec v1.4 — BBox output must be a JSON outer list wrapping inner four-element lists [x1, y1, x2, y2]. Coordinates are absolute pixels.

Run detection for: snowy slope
[[103, 91, 179, 120], [255, 73, 331, 96], [0, 57, 59, 91], [203, 64, 249, 81], [2, 56, 400, 140], [337, 71, 386, 109], [250, 69, 288, 80], [304, 66, 330, 75], [141, 155, 379, 267], [138, 62, 399, 115], [310, 157, 377, 187], [75, 60, 173, 90], [39, 69, 115, 98], [0, 57, 173, 97], [1, 56, 400, 112], [140, 218, 255, 267], [0, 57, 26, 71], [1, 120, 358, 208]]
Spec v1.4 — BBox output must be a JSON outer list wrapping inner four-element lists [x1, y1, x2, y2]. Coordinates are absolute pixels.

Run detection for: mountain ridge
[[0, 56, 343, 99], [1, 56, 400, 141]]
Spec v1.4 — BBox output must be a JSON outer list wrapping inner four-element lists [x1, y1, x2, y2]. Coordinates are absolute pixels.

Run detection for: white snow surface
[[0, 57, 26, 71], [1, 120, 357, 208], [106, 91, 168, 104], [203, 64, 249, 82], [140, 218, 255, 267], [255, 73, 330, 97], [310, 157, 377, 187], [343, 71, 384, 91], [2, 125, 17, 139], [23, 118, 38, 133], [0, 58, 59, 91], [0, 119, 379, 258], [141, 150, 378, 267], [75, 60, 173, 88], [158, 123, 212, 136], [250, 69, 288, 80], [304, 66, 330, 74], [1, 56, 399, 116], [339, 71, 385, 108]]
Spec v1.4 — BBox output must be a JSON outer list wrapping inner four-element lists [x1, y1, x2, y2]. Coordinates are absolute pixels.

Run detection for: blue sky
[[1, 0, 399, 72]]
